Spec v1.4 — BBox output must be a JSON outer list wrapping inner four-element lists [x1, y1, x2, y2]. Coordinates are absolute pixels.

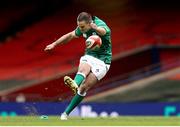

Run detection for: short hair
[[77, 12, 92, 23]]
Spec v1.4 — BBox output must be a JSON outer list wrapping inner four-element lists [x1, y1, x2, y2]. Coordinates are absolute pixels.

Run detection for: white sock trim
[[77, 88, 86, 96], [77, 72, 86, 78]]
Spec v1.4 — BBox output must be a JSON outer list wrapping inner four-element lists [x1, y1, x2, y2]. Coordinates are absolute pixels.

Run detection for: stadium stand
[[0, 0, 180, 102]]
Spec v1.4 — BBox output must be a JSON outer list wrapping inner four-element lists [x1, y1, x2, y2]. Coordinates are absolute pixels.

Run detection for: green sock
[[74, 73, 85, 86], [65, 94, 84, 115]]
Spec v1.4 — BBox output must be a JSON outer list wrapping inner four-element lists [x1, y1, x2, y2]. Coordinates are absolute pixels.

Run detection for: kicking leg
[[64, 62, 91, 94], [61, 72, 98, 120], [78, 72, 98, 95]]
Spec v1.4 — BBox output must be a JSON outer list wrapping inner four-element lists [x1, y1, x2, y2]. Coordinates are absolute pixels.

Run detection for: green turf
[[0, 116, 179, 126]]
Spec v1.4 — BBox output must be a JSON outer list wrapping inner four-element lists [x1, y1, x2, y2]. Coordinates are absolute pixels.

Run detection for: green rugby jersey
[[75, 16, 112, 64]]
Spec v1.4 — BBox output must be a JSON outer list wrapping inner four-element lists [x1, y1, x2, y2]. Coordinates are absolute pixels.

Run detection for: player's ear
[[88, 20, 93, 25]]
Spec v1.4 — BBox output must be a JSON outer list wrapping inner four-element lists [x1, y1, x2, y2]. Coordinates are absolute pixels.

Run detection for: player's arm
[[44, 30, 78, 51], [90, 22, 106, 36]]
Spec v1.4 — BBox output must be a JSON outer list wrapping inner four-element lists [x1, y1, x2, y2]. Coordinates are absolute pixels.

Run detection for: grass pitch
[[0, 116, 179, 126]]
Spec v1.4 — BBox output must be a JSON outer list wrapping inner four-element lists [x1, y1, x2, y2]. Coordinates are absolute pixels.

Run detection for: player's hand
[[90, 22, 98, 30], [44, 43, 56, 51]]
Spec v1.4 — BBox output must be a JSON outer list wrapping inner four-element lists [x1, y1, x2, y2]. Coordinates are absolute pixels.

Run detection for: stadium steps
[[0, 6, 180, 81], [0, 45, 154, 101], [0, 45, 179, 101]]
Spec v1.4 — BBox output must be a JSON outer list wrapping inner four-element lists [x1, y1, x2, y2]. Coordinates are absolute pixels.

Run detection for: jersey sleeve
[[75, 27, 82, 37], [96, 22, 111, 35]]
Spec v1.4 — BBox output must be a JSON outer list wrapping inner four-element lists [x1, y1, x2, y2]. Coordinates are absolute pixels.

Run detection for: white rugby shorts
[[80, 55, 110, 80]]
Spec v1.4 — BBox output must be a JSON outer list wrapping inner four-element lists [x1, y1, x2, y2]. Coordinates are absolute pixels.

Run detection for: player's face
[[77, 21, 91, 33]]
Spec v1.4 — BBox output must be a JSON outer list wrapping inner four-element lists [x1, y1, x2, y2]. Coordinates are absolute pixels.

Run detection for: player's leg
[[61, 65, 109, 119], [74, 62, 91, 86], [78, 72, 98, 95], [61, 72, 98, 120], [61, 62, 91, 120], [63, 59, 109, 115], [64, 62, 91, 94], [78, 61, 110, 95], [64, 56, 91, 94], [61, 55, 110, 120]]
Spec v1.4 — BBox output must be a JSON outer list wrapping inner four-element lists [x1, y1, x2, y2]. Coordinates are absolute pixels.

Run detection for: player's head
[[77, 12, 92, 33]]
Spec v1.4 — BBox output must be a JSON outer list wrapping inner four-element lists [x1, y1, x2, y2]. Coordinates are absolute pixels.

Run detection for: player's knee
[[78, 68, 89, 76], [78, 69, 86, 74], [78, 64, 91, 76]]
